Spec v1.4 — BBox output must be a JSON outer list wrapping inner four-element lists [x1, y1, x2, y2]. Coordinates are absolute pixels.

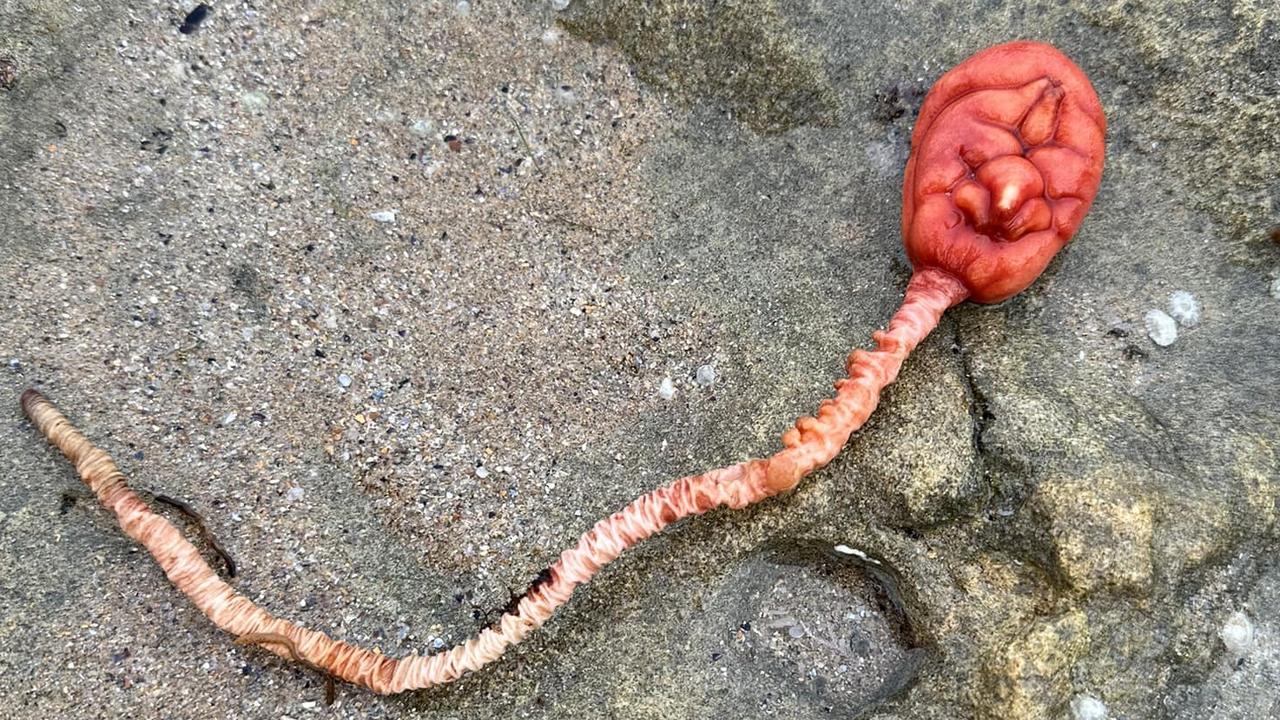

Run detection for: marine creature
[[20, 40, 1105, 694]]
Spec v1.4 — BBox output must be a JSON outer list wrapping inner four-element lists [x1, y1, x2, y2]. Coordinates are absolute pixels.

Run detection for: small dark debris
[[179, 4, 211, 34], [0, 54, 16, 90], [111, 648, 131, 663], [140, 128, 173, 154], [153, 493, 238, 577], [710, 652, 722, 661], [444, 134, 463, 153], [1269, 225, 1280, 244], [58, 491, 79, 515], [873, 80, 926, 124], [1123, 344, 1149, 360]]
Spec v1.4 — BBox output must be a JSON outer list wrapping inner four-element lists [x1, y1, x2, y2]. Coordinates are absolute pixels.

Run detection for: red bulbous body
[[902, 41, 1106, 304]]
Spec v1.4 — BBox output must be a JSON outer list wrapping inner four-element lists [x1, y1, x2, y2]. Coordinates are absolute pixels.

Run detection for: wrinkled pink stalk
[[21, 269, 965, 693]]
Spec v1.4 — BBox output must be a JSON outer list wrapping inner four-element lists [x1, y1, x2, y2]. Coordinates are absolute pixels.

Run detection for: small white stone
[[1069, 693, 1109, 720], [550, 0, 571, 10], [285, 486, 304, 503], [554, 85, 577, 105], [1270, 277, 1280, 300], [455, 0, 471, 15], [1220, 611, 1255, 656], [337, 374, 353, 388], [241, 327, 254, 342], [1144, 309, 1178, 347], [370, 210, 397, 224], [240, 90, 269, 111], [695, 364, 717, 387], [221, 412, 237, 426], [658, 377, 676, 400], [1167, 290, 1200, 327], [475, 466, 490, 479], [410, 118, 433, 136], [541, 27, 561, 45]]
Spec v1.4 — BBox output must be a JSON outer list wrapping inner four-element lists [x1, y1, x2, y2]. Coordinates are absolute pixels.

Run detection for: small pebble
[[1144, 309, 1177, 347], [1270, 277, 1280, 300], [7, 358, 20, 371], [179, 3, 210, 34], [455, 0, 471, 15], [1167, 290, 1200, 327], [541, 27, 561, 45], [787, 625, 805, 639], [285, 486, 304, 503], [695, 364, 717, 387], [554, 85, 577, 105], [221, 412, 237, 426], [410, 119, 433, 136], [475, 466, 490, 479], [1069, 693, 1109, 720], [1220, 611, 1255, 656], [431, 637, 446, 650], [658, 377, 676, 400], [370, 210, 397, 224], [240, 91, 268, 111], [241, 327, 254, 342], [550, 0, 571, 9], [337, 374, 353, 388]]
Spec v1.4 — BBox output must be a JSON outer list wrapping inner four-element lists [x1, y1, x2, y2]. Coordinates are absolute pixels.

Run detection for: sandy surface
[[2, 1, 1278, 718]]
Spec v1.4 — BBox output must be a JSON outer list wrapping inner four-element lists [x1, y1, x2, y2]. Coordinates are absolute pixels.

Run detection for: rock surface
[[1, 1, 1277, 718]]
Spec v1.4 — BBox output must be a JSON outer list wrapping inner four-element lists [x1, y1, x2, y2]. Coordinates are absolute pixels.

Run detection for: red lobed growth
[[902, 40, 1106, 304]]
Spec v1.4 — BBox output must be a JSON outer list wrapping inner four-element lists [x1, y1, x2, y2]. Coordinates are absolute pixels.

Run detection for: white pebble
[[240, 91, 269, 111], [410, 118, 433, 136], [550, 0, 571, 10], [285, 486, 305, 503], [1070, 693, 1108, 720], [1167, 291, 1200, 327], [370, 210, 397, 224], [695, 364, 717, 387], [455, 0, 471, 15], [241, 327, 254, 342], [658, 377, 676, 400], [221, 412, 237, 426], [541, 27, 561, 45], [1270, 277, 1280, 300], [787, 625, 805, 639], [1144, 309, 1178, 347], [475, 466, 490, 479], [1220, 611, 1255, 656], [554, 85, 577, 105], [337, 374, 353, 388]]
